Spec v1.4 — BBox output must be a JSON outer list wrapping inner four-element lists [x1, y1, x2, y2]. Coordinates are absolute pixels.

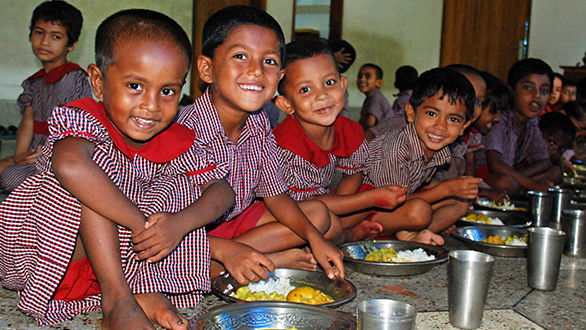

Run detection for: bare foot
[[102, 295, 154, 330], [267, 248, 317, 271], [135, 292, 187, 330], [396, 229, 445, 245], [348, 220, 383, 241]]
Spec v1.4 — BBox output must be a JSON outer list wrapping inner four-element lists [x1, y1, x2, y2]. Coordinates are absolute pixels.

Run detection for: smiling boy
[[357, 63, 394, 130]]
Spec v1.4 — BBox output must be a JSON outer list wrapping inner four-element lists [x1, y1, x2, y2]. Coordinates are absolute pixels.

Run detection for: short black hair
[[202, 5, 285, 66], [277, 38, 337, 96], [95, 9, 192, 75], [539, 112, 576, 144], [507, 58, 554, 89], [409, 67, 476, 121], [394, 65, 418, 91], [328, 39, 356, 73], [563, 101, 586, 122], [360, 63, 383, 79], [480, 71, 512, 114], [562, 77, 577, 88], [30, 0, 83, 46]]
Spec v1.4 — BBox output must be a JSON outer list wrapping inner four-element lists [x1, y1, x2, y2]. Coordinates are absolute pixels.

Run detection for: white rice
[[246, 276, 293, 295], [395, 248, 435, 262], [508, 238, 527, 246], [488, 217, 505, 225]]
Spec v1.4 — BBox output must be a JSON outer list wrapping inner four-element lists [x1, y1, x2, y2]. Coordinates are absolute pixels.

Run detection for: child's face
[[357, 66, 382, 94], [406, 91, 469, 159], [278, 54, 347, 128], [29, 19, 76, 68], [198, 24, 284, 115], [543, 132, 570, 162], [560, 86, 577, 104], [88, 39, 188, 148], [549, 76, 563, 105], [474, 106, 500, 134], [462, 72, 486, 123], [513, 74, 550, 120]]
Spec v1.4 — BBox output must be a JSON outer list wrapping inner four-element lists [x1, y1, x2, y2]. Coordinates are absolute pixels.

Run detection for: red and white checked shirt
[[176, 89, 288, 221], [0, 98, 226, 326], [366, 122, 452, 194], [274, 115, 369, 201]]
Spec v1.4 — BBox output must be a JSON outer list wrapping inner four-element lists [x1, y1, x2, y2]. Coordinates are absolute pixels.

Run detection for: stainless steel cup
[[562, 207, 586, 257], [356, 299, 417, 330], [548, 187, 573, 230], [528, 190, 553, 227], [448, 250, 495, 329], [527, 227, 566, 290]]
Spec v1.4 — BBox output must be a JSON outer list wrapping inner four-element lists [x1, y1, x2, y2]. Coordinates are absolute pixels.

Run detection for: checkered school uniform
[[0, 63, 92, 192], [274, 115, 369, 201], [365, 122, 452, 194], [0, 98, 227, 326], [176, 89, 288, 222]]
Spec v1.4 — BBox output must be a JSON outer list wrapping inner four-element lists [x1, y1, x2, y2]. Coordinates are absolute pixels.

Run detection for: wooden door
[[191, 0, 266, 97], [440, 0, 531, 82]]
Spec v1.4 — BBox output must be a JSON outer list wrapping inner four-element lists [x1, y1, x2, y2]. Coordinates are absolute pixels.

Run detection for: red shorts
[[208, 202, 268, 239], [53, 257, 100, 302]]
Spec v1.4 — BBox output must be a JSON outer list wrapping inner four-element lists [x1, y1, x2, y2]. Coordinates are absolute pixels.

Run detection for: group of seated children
[[0, 2, 582, 330]]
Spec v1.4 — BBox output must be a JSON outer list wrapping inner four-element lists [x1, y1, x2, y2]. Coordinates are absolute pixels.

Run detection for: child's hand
[[481, 189, 508, 203], [220, 242, 275, 285], [372, 185, 407, 209], [446, 176, 483, 199], [132, 212, 187, 263], [14, 146, 42, 165], [308, 237, 345, 280]]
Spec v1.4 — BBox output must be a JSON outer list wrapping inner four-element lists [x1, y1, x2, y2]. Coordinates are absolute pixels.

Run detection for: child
[[357, 63, 394, 130], [0, 0, 92, 193], [273, 38, 407, 242], [176, 6, 345, 283], [539, 112, 576, 175], [559, 77, 577, 106], [329, 39, 356, 118], [563, 101, 586, 134], [483, 58, 560, 195], [366, 68, 479, 237], [545, 72, 563, 113], [391, 65, 418, 118], [0, 9, 234, 329]]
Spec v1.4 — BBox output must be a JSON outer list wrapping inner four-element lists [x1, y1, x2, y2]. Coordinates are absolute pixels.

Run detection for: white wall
[[529, 0, 586, 74]]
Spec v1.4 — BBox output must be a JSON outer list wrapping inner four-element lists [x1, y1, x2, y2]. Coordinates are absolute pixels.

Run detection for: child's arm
[[52, 137, 146, 233], [364, 114, 378, 129], [12, 106, 42, 165], [132, 179, 235, 262], [209, 236, 275, 285], [264, 193, 345, 280], [315, 173, 406, 214], [411, 176, 482, 203], [464, 151, 476, 177], [486, 150, 549, 191]]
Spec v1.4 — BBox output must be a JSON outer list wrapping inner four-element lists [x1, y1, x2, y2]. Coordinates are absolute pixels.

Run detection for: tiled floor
[[0, 236, 584, 329]]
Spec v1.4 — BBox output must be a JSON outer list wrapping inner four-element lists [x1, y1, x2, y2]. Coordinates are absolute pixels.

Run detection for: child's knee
[[300, 200, 330, 233], [404, 199, 432, 228], [323, 211, 344, 243]]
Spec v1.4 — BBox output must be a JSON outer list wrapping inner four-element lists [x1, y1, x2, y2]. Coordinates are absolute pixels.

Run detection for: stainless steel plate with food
[[457, 210, 531, 228], [560, 177, 586, 190], [211, 268, 356, 308], [340, 240, 448, 276], [189, 301, 356, 330], [454, 226, 528, 257], [474, 197, 528, 212]]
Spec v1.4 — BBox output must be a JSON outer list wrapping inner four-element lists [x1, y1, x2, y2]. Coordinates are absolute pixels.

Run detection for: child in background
[[483, 58, 560, 195], [392, 65, 418, 118], [273, 38, 407, 242], [539, 112, 576, 175], [176, 6, 344, 284], [329, 39, 356, 117], [544, 73, 563, 113], [357, 63, 394, 130], [366, 68, 477, 240], [0, 9, 234, 329], [0, 0, 92, 193], [562, 101, 586, 134], [559, 77, 578, 106]]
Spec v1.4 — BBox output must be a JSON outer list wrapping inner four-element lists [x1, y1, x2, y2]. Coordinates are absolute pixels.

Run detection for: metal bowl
[[454, 226, 528, 257], [474, 197, 528, 213], [340, 240, 448, 276], [560, 177, 586, 190], [211, 268, 356, 308], [190, 302, 356, 330], [457, 210, 532, 228]]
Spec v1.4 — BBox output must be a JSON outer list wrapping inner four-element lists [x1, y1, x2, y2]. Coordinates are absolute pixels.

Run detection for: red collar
[[65, 98, 195, 163], [27, 62, 85, 84], [274, 116, 364, 168]]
